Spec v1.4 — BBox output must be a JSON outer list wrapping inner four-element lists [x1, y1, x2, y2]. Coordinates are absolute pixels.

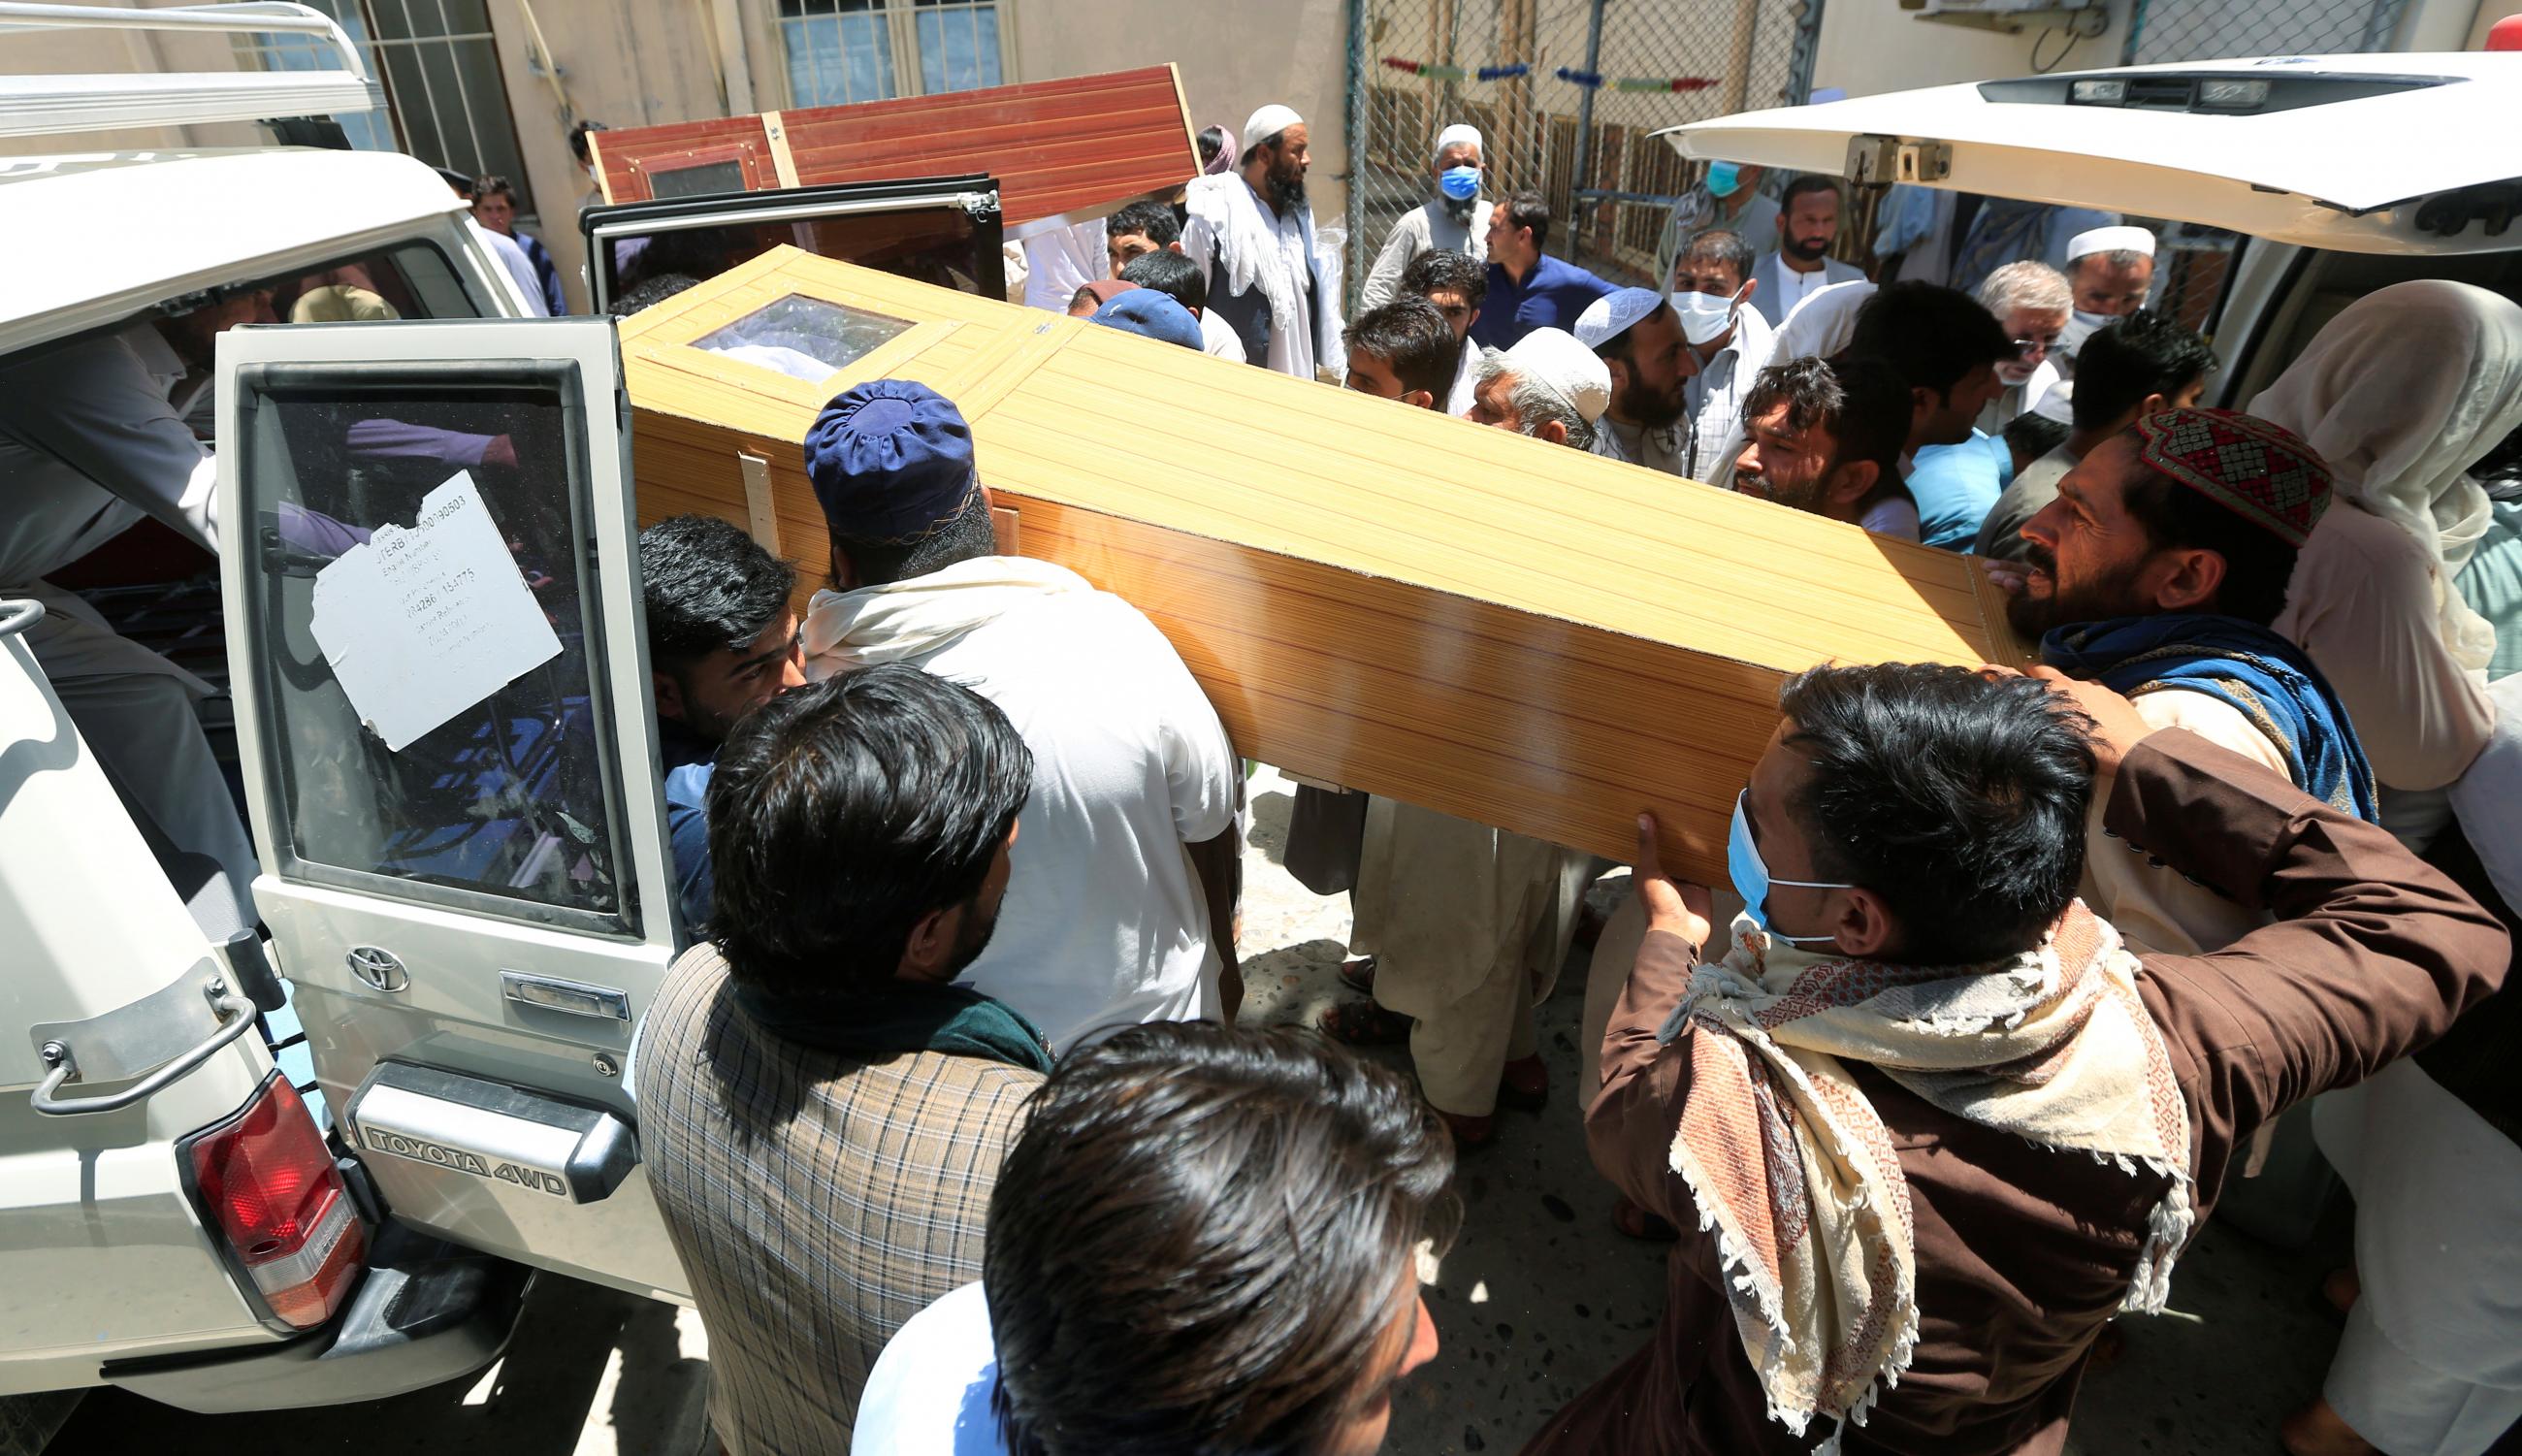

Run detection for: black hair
[[568, 118, 608, 165], [1778, 663, 2096, 964], [1501, 189, 1551, 249], [1677, 227, 1752, 285], [2003, 409, 2070, 468], [1740, 354, 1910, 481], [1196, 125, 1232, 170], [1120, 247, 1206, 313], [1345, 297, 1457, 401], [1779, 174, 1842, 213], [988, 1021, 1460, 1456], [638, 515, 796, 672], [612, 272, 701, 317], [1402, 247, 1486, 312], [705, 663, 1032, 992], [469, 174, 518, 204], [1108, 199, 1181, 249], [2071, 308, 2217, 434], [1848, 280, 2016, 402], [830, 492, 999, 590], [2118, 435, 2303, 626]]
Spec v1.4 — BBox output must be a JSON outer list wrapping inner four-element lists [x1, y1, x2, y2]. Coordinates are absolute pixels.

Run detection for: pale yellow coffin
[[621, 245, 2028, 883]]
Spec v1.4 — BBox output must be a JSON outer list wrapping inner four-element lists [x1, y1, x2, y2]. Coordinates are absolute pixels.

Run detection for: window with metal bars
[[237, 0, 534, 215], [777, 0, 1006, 108]]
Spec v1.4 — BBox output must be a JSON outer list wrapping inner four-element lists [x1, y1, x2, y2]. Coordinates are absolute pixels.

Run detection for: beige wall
[[1003, 0, 1352, 225]]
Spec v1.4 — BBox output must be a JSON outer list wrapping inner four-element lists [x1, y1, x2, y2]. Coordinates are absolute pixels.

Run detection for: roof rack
[[0, 2, 382, 141]]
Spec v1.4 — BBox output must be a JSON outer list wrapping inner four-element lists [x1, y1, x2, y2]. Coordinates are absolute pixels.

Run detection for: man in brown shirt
[[1523, 662, 2506, 1456]]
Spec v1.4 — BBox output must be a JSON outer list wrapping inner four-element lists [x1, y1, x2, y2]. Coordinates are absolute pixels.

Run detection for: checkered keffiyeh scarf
[[1656, 902, 2194, 1447]]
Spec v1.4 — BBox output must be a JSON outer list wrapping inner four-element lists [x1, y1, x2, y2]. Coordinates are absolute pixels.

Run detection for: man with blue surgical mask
[[1359, 122, 1493, 310], [1655, 159, 1777, 305]]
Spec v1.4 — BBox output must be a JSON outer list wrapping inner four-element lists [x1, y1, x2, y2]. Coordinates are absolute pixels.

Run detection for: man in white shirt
[[796, 380, 1243, 1049], [1575, 288, 1695, 477], [0, 294, 278, 927], [1748, 176, 1863, 330], [1663, 231, 1776, 486], [1360, 121, 1490, 311], [1732, 355, 1921, 540], [1182, 105, 1345, 380], [440, 167, 549, 317]]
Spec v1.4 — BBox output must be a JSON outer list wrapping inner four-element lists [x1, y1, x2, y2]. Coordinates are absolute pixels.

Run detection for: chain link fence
[[2121, 0, 2409, 65], [1345, 0, 1825, 308]]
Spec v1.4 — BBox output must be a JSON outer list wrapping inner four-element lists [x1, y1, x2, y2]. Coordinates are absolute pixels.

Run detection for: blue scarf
[[2041, 615, 2378, 823]]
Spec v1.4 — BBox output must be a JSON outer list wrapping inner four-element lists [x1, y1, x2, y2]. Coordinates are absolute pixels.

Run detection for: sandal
[[1318, 999, 1412, 1046], [1337, 955, 1377, 995]]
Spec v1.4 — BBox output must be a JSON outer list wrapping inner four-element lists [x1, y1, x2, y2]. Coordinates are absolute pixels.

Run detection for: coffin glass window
[[690, 294, 914, 380]]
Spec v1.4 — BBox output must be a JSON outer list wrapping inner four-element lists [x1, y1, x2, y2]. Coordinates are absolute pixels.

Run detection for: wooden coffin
[[619, 245, 2030, 883], [589, 66, 1198, 230]]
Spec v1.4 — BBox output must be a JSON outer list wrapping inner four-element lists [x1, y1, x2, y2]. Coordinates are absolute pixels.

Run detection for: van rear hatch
[[1654, 52, 2522, 256]]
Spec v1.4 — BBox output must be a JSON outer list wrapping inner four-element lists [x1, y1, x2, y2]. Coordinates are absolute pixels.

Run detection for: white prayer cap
[[1434, 122, 1483, 162], [1504, 327, 1611, 425], [1241, 104, 1304, 156], [1574, 287, 1664, 352], [2032, 379, 2076, 425], [2066, 225, 2156, 262]]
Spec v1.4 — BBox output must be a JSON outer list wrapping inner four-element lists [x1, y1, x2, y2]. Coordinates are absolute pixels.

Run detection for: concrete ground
[[51, 767, 2475, 1455]]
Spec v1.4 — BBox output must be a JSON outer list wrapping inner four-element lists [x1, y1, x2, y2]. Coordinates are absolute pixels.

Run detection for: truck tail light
[[183, 1076, 368, 1330]]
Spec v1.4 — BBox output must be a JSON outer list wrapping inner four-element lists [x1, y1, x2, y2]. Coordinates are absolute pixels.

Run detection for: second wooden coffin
[[618, 246, 2029, 884]]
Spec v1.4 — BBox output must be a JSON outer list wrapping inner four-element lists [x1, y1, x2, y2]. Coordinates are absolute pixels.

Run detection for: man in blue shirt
[[1471, 190, 1613, 351], [639, 514, 806, 929]]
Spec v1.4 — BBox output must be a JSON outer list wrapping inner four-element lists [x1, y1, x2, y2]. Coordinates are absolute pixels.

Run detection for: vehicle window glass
[[693, 293, 912, 374], [237, 372, 634, 936], [602, 204, 987, 306]]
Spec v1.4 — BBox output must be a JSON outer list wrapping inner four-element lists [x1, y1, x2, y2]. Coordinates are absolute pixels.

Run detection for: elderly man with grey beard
[[1466, 327, 1610, 452]]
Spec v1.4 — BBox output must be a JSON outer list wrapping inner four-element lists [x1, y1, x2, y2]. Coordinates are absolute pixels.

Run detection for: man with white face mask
[[1360, 123, 1490, 310], [1661, 229, 1772, 487], [2056, 226, 2157, 376]]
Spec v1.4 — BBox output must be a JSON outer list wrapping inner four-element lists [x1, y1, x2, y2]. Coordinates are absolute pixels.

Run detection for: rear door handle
[[31, 977, 259, 1117]]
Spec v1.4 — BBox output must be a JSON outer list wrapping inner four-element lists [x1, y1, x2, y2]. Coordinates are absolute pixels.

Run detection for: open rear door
[[215, 317, 688, 1303]]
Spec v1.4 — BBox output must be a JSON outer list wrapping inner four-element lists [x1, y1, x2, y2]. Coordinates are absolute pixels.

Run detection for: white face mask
[[2059, 308, 2112, 358], [1669, 288, 1739, 346]]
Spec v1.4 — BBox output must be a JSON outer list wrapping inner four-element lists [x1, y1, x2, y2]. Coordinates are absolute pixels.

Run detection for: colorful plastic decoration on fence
[[1377, 55, 1716, 92]]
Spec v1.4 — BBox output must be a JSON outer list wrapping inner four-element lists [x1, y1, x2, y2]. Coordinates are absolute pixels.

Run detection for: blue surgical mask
[[1439, 165, 1480, 202], [1728, 791, 1852, 945], [1706, 161, 1744, 199]]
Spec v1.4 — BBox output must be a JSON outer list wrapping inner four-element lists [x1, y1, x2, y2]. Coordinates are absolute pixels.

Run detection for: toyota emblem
[[345, 946, 409, 993]]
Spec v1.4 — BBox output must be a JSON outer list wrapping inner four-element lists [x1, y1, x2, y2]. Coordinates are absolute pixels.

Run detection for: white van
[[0, 4, 1004, 1445]]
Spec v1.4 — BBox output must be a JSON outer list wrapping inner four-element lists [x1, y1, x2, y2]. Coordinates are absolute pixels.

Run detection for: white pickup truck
[[2, 4, 2517, 1445]]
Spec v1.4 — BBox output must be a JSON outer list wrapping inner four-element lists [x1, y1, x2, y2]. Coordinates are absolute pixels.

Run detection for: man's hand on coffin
[[2018, 665, 2152, 782], [1633, 812, 1714, 951], [1978, 552, 2033, 599]]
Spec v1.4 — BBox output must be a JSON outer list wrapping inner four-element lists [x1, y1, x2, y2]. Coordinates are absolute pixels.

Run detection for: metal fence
[[1343, 0, 1826, 307], [2121, 0, 2409, 65]]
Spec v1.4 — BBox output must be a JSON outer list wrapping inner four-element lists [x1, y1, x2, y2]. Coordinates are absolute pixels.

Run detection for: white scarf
[[1659, 903, 2193, 1445], [1185, 172, 1344, 379], [799, 555, 1088, 677], [2251, 279, 2522, 673]]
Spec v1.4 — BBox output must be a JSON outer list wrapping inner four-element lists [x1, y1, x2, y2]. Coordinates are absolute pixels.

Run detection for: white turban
[[1504, 327, 1610, 425], [1241, 104, 1304, 157], [1434, 123, 1482, 163], [2066, 225, 2156, 262]]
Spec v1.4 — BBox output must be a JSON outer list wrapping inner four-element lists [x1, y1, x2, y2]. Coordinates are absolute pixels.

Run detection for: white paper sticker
[[310, 471, 565, 752]]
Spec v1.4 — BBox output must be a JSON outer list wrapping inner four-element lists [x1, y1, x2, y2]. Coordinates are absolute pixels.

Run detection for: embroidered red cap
[[2129, 406, 2332, 548]]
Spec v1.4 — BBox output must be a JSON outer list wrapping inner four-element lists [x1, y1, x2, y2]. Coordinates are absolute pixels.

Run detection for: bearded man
[[1183, 103, 1346, 380]]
